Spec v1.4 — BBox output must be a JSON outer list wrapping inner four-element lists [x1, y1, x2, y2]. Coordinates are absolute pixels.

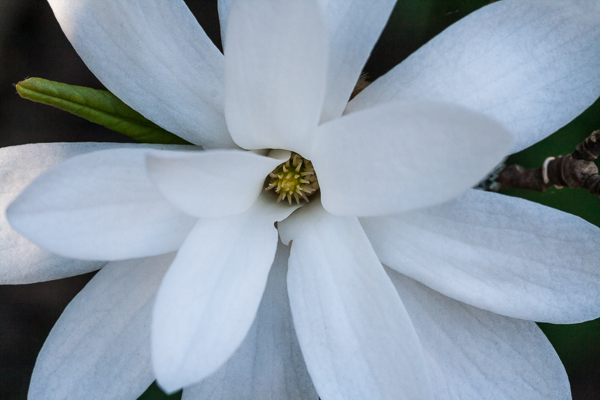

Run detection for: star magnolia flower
[[2, 0, 600, 399]]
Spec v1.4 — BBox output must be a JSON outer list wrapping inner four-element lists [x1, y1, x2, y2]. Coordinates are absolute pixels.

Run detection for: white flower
[[2, 0, 600, 399]]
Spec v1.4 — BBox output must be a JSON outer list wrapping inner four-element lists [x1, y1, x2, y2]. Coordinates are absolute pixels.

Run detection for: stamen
[[299, 191, 309, 202], [265, 152, 320, 205]]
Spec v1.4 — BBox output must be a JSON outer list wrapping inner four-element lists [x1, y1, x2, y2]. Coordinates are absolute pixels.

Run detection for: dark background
[[0, 1, 598, 399]]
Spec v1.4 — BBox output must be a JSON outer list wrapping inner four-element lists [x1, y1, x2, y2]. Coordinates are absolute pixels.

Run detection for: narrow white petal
[[0, 143, 142, 283], [224, 0, 328, 154], [146, 150, 283, 218], [152, 194, 296, 392], [221, 0, 394, 123], [29, 253, 174, 400], [311, 101, 513, 216], [361, 189, 600, 324], [217, 0, 233, 48], [388, 271, 571, 400], [7, 147, 197, 261], [316, 0, 396, 122], [218, 0, 394, 122], [182, 243, 318, 400], [278, 200, 432, 400], [348, 0, 600, 153], [48, 0, 235, 148]]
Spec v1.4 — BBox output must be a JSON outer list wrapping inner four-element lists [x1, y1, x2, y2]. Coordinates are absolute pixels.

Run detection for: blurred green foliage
[[365, 0, 491, 80]]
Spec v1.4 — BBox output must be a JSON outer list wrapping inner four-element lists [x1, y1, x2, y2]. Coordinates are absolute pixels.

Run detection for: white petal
[[0, 143, 141, 283], [224, 0, 328, 154], [48, 0, 235, 148], [217, 0, 232, 48], [146, 150, 283, 218], [388, 271, 571, 400], [182, 242, 318, 400], [152, 194, 296, 392], [29, 253, 174, 400], [348, 0, 600, 153], [316, 0, 396, 122], [278, 200, 432, 400], [220, 0, 394, 122], [361, 189, 600, 324], [7, 147, 197, 261], [220, 0, 394, 123], [311, 101, 513, 216]]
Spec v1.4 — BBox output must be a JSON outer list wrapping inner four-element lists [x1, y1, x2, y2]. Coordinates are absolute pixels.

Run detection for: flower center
[[265, 153, 319, 205]]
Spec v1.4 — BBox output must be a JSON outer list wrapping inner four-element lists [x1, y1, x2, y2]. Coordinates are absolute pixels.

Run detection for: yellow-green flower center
[[265, 153, 319, 205]]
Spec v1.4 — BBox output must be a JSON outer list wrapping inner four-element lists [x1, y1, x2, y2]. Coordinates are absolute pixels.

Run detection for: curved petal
[[152, 194, 297, 392], [7, 147, 197, 261], [388, 270, 571, 400], [182, 242, 318, 400], [29, 253, 174, 400], [316, 0, 396, 122], [278, 200, 432, 400], [0, 143, 143, 283], [311, 101, 513, 216], [361, 189, 600, 324], [48, 0, 235, 148], [146, 150, 283, 218], [224, 0, 328, 154], [348, 0, 600, 153]]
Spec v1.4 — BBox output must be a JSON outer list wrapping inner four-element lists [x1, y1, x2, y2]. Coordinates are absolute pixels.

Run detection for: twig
[[495, 130, 600, 195]]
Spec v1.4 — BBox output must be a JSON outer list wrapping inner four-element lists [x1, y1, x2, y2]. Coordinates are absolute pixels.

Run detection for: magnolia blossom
[[2, 0, 600, 399]]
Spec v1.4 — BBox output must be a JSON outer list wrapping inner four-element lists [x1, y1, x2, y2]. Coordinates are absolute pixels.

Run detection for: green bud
[[16, 78, 190, 145]]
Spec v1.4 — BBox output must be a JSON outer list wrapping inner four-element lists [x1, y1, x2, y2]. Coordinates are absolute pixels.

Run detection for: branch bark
[[497, 130, 600, 195]]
